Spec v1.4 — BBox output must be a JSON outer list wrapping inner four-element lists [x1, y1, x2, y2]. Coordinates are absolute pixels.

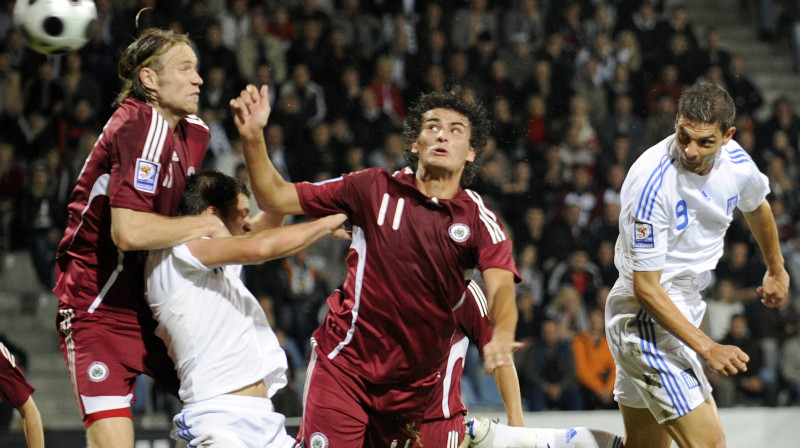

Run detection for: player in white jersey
[[145, 171, 347, 448], [606, 82, 790, 448]]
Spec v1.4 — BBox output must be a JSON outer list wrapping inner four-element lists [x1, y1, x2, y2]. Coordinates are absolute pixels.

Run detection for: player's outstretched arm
[[742, 200, 791, 308], [481, 268, 518, 373], [633, 269, 749, 376], [187, 214, 348, 267], [17, 396, 44, 448], [230, 84, 303, 216], [111, 207, 227, 251]]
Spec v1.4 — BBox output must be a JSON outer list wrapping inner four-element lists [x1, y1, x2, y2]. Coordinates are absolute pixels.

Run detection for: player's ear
[[139, 66, 157, 90], [722, 126, 736, 145], [410, 140, 419, 154]]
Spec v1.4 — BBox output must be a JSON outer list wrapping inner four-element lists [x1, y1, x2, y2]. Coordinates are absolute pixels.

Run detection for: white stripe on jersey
[[441, 336, 469, 418], [184, 114, 209, 130], [727, 147, 755, 165], [327, 226, 366, 360], [465, 190, 506, 244], [58, 308, 81, 413], [392, 198, 405, 230], [468, 281, 489, 317], [64, 174, 110, 252], [635, 154, 673, 221], [87, 250, 125, 313], [142, 108, 168, 161], [378, 193, 389, 226]]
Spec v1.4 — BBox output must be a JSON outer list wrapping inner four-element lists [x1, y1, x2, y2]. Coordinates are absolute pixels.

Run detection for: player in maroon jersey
[[0, 342, 43, 448], [231, 85, 519, 447], [53, 28, 226, 448]]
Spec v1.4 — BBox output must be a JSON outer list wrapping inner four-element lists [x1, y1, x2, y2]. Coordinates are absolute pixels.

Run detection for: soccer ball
[[13, 0, 98, 55]]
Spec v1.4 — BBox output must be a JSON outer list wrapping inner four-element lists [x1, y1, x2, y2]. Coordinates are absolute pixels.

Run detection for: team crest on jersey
[[449, 223, 470, 242], [633, 222, 654, 248], [727, 195, 738, 215], [309, 432, 328, 448], [135, 158, 160, 193], [87, 361, 109, 382]]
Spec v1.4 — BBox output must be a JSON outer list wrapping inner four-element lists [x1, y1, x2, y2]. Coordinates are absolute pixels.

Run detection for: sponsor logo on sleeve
[[633, 222, 654, 248], [135, 158, 160, 193]]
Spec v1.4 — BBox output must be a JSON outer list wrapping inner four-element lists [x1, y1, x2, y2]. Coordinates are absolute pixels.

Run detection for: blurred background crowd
[[1, 0, 800, 424]]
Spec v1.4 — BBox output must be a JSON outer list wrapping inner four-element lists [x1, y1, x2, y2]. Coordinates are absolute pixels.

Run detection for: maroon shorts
[[56, 302, 178, 427], [298, 347, 439, 448], [419, 414, 467, 447]]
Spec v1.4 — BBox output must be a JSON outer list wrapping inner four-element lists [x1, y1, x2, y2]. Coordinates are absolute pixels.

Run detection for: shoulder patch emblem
[[633, 222, 654, 248], [449, 223, 470, 242], [135, 158, 160, 193]]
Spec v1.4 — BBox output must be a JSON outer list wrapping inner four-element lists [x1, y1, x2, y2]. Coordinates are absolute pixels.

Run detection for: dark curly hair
[[677, 82, 736, 133], [114, 28, 191, 107], [402, 88, 492, 187]]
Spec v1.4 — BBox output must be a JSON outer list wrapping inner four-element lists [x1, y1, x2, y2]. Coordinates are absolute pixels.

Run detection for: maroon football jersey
[[0, 343, 35, 408], [425, 280, 493, 421], [297, 168, 518, 383], [54, 98, 209, 316]]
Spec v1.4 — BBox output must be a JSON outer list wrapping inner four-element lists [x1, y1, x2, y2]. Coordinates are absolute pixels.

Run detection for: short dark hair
[[179, 170, 250, 217], [115, 28, 192, 106], [402, 88, 491, 187], [677, 82, 736, 133]]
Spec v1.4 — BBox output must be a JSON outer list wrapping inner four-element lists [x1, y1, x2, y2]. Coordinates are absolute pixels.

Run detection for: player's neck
[[151, 104, 182, 131], [415, 170, 461, 200]]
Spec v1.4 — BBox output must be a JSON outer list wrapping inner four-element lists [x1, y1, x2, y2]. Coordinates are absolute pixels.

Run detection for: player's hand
[[703, 342, 749, 377], [230, 84, 271, 139], [482, 332, 523, 374], [758, 267, 790, 308]]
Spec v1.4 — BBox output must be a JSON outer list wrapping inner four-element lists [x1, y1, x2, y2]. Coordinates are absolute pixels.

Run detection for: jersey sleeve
[[737, 165, 770, 212], [467, 192, 520, 280], [457, 281, 494, 357], [628, 173, 671, 272], [0, 344, 34, 408], [108, 109, 167, 212], [295, 171, 369, 218]]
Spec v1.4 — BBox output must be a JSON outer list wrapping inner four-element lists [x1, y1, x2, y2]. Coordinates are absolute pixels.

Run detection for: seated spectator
[[780, 313, 800, 405], [713, 315, 774, 407], [545, 284, 591, 340], [515, 319, 583, 411], [703, 279, 745, 342], [546, 250, 602, 306], [572, 309, 616, 410]]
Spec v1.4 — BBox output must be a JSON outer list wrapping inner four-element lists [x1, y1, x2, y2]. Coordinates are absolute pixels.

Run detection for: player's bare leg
[[662, 396, 726, 448], [618, 404, 671, 448], [86, 417, 134, 448]]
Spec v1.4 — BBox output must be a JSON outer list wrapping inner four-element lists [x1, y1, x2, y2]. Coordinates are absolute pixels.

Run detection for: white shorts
[[605, 282, 712, 424], [172, 394, 296, 448]]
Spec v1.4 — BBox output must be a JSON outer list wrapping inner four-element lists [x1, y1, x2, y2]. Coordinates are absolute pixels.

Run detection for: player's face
[[411, 108, 476, 174], [674, 116, 735, 175], [223, 193, 252, 236], [153, 43, 203, 121]]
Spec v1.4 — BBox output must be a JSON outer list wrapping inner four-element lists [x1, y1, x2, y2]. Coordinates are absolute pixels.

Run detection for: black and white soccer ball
[[13, 0, 97, 55]]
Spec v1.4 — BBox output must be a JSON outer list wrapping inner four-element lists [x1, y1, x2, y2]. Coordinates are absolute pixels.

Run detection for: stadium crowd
[[1, 0, 800, 419]]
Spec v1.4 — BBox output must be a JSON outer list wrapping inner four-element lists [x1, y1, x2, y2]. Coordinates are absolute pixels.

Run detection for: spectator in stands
[[287, 18, 328, 80], [0, 51, 22, 131], [349, 88, 396, 153], [237, 12, 287, 85], [717, 314, 775, 406], [598, 94, 645, 156], [779, 313, 800, 405], [703, 279, 745, 342], [367, 55, 406, 126], [545, 284, 591, 340], [502, 0, 545, 50], [645, 64, 684, 116], [546, 250, 602, 309], [644, 94, 678, 147], [725, 54, 764, 118], [572, 308, 616, 410], [0, 142, 23, 258], [757, 96, 800, 150], [698, 27, 732, 78], [218, 0, 251, 50], [516, 319, 583, 411], [450, 0, 498, 52]]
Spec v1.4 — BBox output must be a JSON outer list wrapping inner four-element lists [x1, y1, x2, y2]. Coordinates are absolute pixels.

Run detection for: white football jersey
[[613, 134, 769, 294], [145, 243, 289, 404]]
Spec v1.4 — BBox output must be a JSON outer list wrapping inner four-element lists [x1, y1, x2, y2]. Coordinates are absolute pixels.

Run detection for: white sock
[[492, 424, 622, 448]]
